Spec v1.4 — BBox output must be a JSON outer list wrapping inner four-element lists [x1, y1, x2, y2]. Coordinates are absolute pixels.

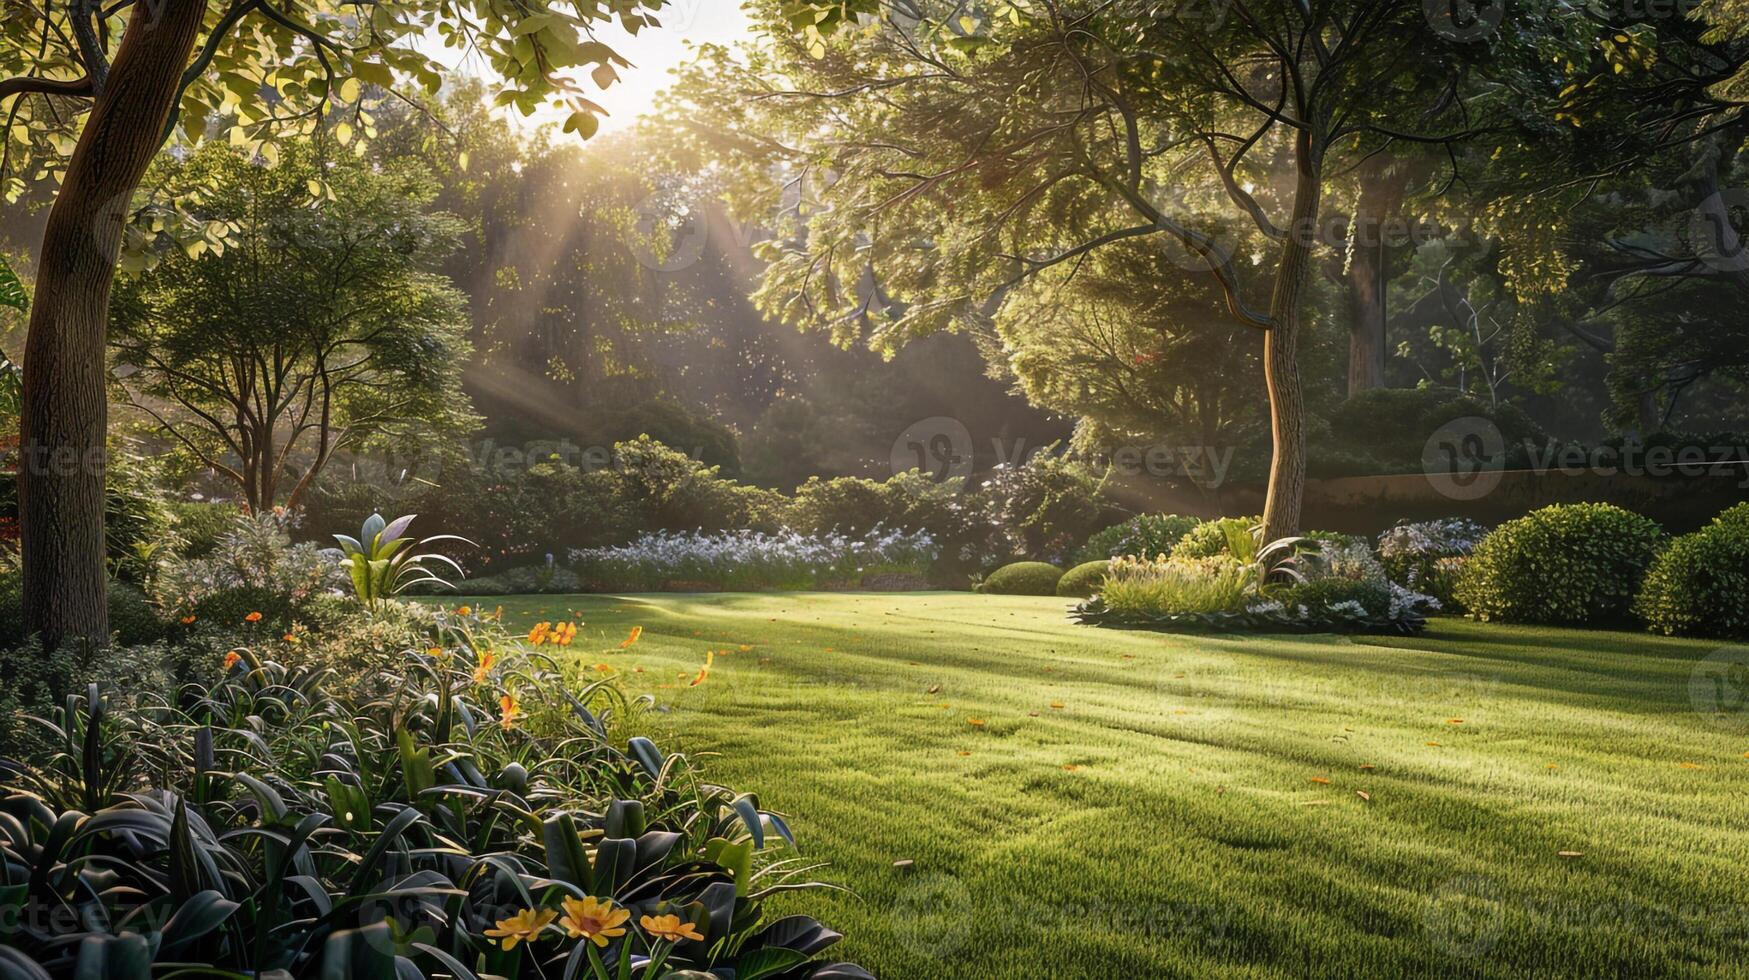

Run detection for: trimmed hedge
[[1454, 503, 1664, 626], [1056, 560, 1112, 598], [982, 561, 1064, 596], [1635, 507, 1749, 639]]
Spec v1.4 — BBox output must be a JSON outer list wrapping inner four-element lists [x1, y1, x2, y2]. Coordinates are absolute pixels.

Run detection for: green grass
[[444, 592, 1749, 978]]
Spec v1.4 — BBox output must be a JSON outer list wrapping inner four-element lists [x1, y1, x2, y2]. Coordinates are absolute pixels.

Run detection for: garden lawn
[[443, 592, 1749, 978]]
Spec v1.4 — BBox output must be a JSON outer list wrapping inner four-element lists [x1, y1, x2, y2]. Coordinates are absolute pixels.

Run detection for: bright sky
[[442, 1, 753, 136], [587, 1, 752, 133]]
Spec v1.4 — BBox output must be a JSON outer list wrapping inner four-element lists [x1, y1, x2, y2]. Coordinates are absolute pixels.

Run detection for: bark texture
[[20, 0, 207, 648]]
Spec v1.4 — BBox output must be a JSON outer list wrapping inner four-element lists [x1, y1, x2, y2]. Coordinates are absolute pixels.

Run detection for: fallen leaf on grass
[[926, 684, 940, 694], [1426, 741, 1442, 747], [1062, 764, 1079, 771], [1679, 762, 1705, 770], [1359, 764, 1376, 771], [1557, 850, 1583, 859], [1447, 718, 1464, 724], [966, 717, 985, 727], [956, 751, 971, 757], [1309, 776, 1331, 785], [1355, 790, 1371, 802], [1049, 701, 1065, 710]]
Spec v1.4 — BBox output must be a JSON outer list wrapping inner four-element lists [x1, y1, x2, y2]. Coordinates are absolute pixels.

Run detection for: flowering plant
[[570, 527, 937, 592]]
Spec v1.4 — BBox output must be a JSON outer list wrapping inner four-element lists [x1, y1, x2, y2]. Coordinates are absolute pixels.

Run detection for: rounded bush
[[1170, 516, 1259, 560], [1076, 514, 1200, 563], [1635, 512, 1749, 639], [982, 561, 1064, 596], [108, 581, 167, 646], [1056, 560, 1113, 598], [1454, 503, 1664, 626]]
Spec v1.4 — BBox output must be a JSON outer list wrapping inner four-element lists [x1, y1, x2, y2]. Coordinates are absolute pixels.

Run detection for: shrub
[[1636, 508, 1749, 639], [0, 616, 870, 979], [1170, 516, 1260, 560], [1279, 577, 1393, 618], [980, 560, 1065, 596], [165, 499, 244, 558], [1377, 518, 1488, 610], [1076, 513, 1200, 563], [975, 449, 1114, 563], [1057, 560, 1113, 598], [572, 528, 937, 592], [788, 475, 896, 535], [153, 510, 339, 626], [1454, 503, 1665, 626], [106, 580, 166, 646]]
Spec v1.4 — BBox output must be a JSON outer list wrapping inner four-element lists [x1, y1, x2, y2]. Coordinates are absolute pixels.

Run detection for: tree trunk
[[1260, 126, 1324, 543], [1346, 161, 1406, 396], [19, 0, 207, 648]]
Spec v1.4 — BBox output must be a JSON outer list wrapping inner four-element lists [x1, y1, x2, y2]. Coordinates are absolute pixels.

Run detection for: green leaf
[[0, 256, 27, 313]]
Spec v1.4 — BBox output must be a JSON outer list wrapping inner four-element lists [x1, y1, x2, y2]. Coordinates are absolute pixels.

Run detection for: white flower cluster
[[1315, 539, 1390, 583], [1376, 518, 1488, 560], [569, 527, 938, 589]]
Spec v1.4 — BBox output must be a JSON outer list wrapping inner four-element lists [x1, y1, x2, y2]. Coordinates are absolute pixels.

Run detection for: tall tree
[[0, 0, 661, 646], [670, 0, 1576, 540], [109, 144, 475, 513]]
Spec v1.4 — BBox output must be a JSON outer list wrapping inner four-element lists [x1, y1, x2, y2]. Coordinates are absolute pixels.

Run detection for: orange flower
[[492, 606, 504, 621], [528, 622, 552, 645], [223, 651, 241, 670], [244, 611, 263, 623], [620, 626, 642, 648], [499, 692, 522, 731], [472, 650, 497, 684], [547, 621, 578, 646], [283, 633, 298, 644], [689, 650, 714, 687], [639, 913, 704, 944], [455, 605, 472, 616], [558, 896, 629, 947], [179, 614, 197, 626]]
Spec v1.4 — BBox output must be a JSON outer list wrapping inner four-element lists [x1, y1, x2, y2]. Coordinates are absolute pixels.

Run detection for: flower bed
[[0, 610, 868, 979], [569, 528, 937, 592]]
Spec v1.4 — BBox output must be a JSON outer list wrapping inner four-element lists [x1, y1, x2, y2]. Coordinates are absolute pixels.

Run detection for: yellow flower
[[528, 622, 552, 645], [244, 611, 263, 623], [472, 650, 496, 684], [484, 907, 557, 951], [558, 896, 630, 947], [223, 651, 241, 670], [499, 693, 522, 731], [551, 621, 578, 646], [620, 626, 642, 648], [639, 913, 704, 944]]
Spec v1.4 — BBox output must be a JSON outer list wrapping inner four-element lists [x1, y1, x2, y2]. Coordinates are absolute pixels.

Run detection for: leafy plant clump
[[0, 612, 869, 980], [1075, 513, 1201, 563], [335, 512, 472, 609], [1635, 505, 1749, 639], [1376, 518, 1488, 610], [1056, 560, 1113, 598], [1169, 516, 1262, 560], [979, 561, 1065, 596], [1455, 503, 1665, 626]]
